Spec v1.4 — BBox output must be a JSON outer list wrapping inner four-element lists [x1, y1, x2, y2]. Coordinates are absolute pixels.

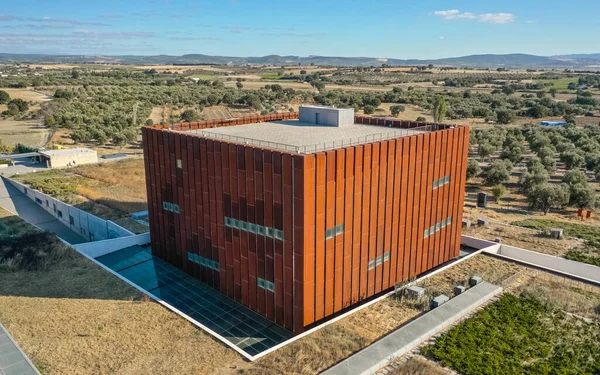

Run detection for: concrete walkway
[[322, 282, 503, 375], [0, 323, 40, 375], [0, 177, 85, 244]]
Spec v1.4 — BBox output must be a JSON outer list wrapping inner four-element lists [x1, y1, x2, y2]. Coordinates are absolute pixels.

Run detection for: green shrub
[[565, 251, 600, 267]]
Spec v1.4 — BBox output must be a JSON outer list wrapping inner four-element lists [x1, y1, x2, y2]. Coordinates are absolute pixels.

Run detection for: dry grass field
[[3, 88, 50, 103], [149, 105, 167, 123], [0, 88, 52, 147], [0, 119, 49, 148], [389, 356, 449, 375]]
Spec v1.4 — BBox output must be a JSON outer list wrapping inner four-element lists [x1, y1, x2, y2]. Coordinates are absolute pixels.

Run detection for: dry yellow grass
[[515, 272, 600, 319], [389, 356, 449, 375], [462, 222, 582, 256], [3, 88, 50, 103], [149, 106, 166, 123], [0, 119, 50, 148]]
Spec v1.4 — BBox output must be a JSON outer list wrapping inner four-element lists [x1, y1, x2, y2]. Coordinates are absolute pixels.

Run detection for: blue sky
[[1, 0, 599, 58]]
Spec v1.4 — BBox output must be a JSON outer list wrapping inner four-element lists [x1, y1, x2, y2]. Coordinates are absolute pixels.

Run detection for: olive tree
[[483, 160, 513, 186], [527, 183, 570, 214]]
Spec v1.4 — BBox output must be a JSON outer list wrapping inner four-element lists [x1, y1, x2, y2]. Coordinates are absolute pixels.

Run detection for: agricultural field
[[1, 61, 599, 159], [542, 77, 580, 90]]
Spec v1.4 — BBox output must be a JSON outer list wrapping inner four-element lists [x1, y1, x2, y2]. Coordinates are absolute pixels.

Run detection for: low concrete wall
[[5, 177, 134, 241], [490, 244, 600, 284], [461, 235, 500, 252], [73, 232, 150, 258]]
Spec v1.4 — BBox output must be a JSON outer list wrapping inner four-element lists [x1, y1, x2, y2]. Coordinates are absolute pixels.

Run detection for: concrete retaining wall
[[490, 244, 600, 284], [73, 232, 150, 258], [461, 235, 500, 251], [6, 177, 134, 241]]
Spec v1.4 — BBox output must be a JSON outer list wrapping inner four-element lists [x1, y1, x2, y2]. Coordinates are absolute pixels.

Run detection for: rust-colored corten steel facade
[[142, 111, 470, 334]]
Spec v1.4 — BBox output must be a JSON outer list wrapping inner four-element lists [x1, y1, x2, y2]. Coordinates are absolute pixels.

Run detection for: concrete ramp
[[322, 282, 502, 375], [0, 177, 86, 244]]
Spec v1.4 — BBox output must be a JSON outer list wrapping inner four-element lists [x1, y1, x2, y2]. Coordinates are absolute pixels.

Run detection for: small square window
[[448, 217, 452, 224], [257, 226, 266, 236], [445, 176, 450, 183], [248, 223, 257, 234], [176, 159, 182, 169], [69, 215, 75, 225], [424, 228, 429, 237], [275, 230, 283, 240], [266, 227, 274, 238], [57, 210, 63, 218]]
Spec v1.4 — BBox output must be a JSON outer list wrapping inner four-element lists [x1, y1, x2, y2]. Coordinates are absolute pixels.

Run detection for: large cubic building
[[142, 106, 470, 334]]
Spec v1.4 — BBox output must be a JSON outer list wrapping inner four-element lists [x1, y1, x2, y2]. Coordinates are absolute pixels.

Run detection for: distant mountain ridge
[[1, 52, 600, 68]]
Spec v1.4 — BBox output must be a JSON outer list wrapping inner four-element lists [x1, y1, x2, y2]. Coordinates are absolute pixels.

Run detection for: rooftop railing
[[191, 124, 438, 154]]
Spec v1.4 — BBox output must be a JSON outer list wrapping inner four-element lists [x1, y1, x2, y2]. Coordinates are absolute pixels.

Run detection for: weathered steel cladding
[[299, 121, 470, 329], [142, 113, 469, 334]]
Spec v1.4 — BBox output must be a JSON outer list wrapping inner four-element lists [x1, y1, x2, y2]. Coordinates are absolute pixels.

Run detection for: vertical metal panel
[[351, 145, 363, 304], [302, 155, 316, 326], [314, 152, 326, 321], [374, 141, 387, 294], [415, 133, 429, 275], [398, 137, 410, 282], [436, 130, 450, 268], [282, 153, 293, 329], [333, 149, 345, 313], [220, 141, 232, 297], [343, 147, 354, 309], [229, 143, 241, 300], [442, 130, 455, 264], [454, 127, 470, 257], [324, 150, 335, 316], [292, 155, 305, 333], [404, 137, 417, 279], [389, 139, 402, 286], [360, 144, 371, 300], [263, 150, 275, 321], [367, 142, 379, 296], [382, 140, 395, 290]]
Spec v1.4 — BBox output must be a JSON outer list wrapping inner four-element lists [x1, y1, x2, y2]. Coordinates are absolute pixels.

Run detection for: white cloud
[[434, 9, 515, 24], [439, 36, 445, 40], [526, 20, 537, 24], [478, 13, 515, 24]]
